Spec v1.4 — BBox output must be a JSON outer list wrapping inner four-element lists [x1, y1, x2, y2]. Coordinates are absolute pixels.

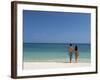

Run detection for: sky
[[23, 10, 91, 43]]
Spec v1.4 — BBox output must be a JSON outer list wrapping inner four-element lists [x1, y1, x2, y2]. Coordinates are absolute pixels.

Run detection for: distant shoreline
[[23, 43, 90, 44]]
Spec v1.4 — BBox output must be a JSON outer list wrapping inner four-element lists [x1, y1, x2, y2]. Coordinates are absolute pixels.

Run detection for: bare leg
[[75, 57, 77, 63], [70, 53, 72, 63], [75, 54, 79, 63]]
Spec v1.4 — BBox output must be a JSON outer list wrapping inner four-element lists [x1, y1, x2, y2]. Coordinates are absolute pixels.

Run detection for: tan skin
[[68, 47, 74, 63], [68, 45, 79, 63], [75, 50, 79, 63]]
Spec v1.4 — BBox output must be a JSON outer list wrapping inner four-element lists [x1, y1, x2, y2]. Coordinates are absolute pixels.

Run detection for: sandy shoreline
[[23, 62, 91, 70]]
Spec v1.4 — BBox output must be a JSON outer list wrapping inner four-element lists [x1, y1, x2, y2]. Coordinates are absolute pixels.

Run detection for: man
[[68, 43, 74, 63]]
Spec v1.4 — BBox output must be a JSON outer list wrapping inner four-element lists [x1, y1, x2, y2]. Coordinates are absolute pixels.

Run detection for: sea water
[[23, 43, 90, 63]]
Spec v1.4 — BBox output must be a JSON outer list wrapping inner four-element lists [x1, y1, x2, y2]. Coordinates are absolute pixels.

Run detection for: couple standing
[[68, 43, 79, 63]]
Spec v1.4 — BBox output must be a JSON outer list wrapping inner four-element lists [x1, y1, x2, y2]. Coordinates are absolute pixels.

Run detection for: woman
[[74, 45, 79, 63]]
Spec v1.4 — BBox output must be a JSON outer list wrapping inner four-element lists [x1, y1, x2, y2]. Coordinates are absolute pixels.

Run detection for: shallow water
[[23, 43, 91, 63]]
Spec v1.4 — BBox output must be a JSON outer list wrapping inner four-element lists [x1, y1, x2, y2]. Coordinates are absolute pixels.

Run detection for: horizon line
[[23, 42, 90, 44]]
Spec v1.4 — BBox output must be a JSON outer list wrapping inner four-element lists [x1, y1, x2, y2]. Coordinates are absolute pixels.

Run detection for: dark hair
[[75, 45, 78, 51], [69, 43, 72, 46]]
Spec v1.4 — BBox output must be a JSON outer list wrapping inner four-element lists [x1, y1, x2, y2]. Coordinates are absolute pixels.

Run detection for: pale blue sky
[[23, 10, 91, 43]]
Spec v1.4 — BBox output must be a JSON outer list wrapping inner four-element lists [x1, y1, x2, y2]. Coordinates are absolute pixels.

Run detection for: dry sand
[[23, 62, 91, 70]]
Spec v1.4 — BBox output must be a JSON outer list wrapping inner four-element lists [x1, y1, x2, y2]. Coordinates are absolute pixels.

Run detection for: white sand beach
[[23, 62, 91, 70]]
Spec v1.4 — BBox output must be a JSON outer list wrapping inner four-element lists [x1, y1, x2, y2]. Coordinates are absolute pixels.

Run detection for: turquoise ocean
[[23, 43, 91, 63]]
